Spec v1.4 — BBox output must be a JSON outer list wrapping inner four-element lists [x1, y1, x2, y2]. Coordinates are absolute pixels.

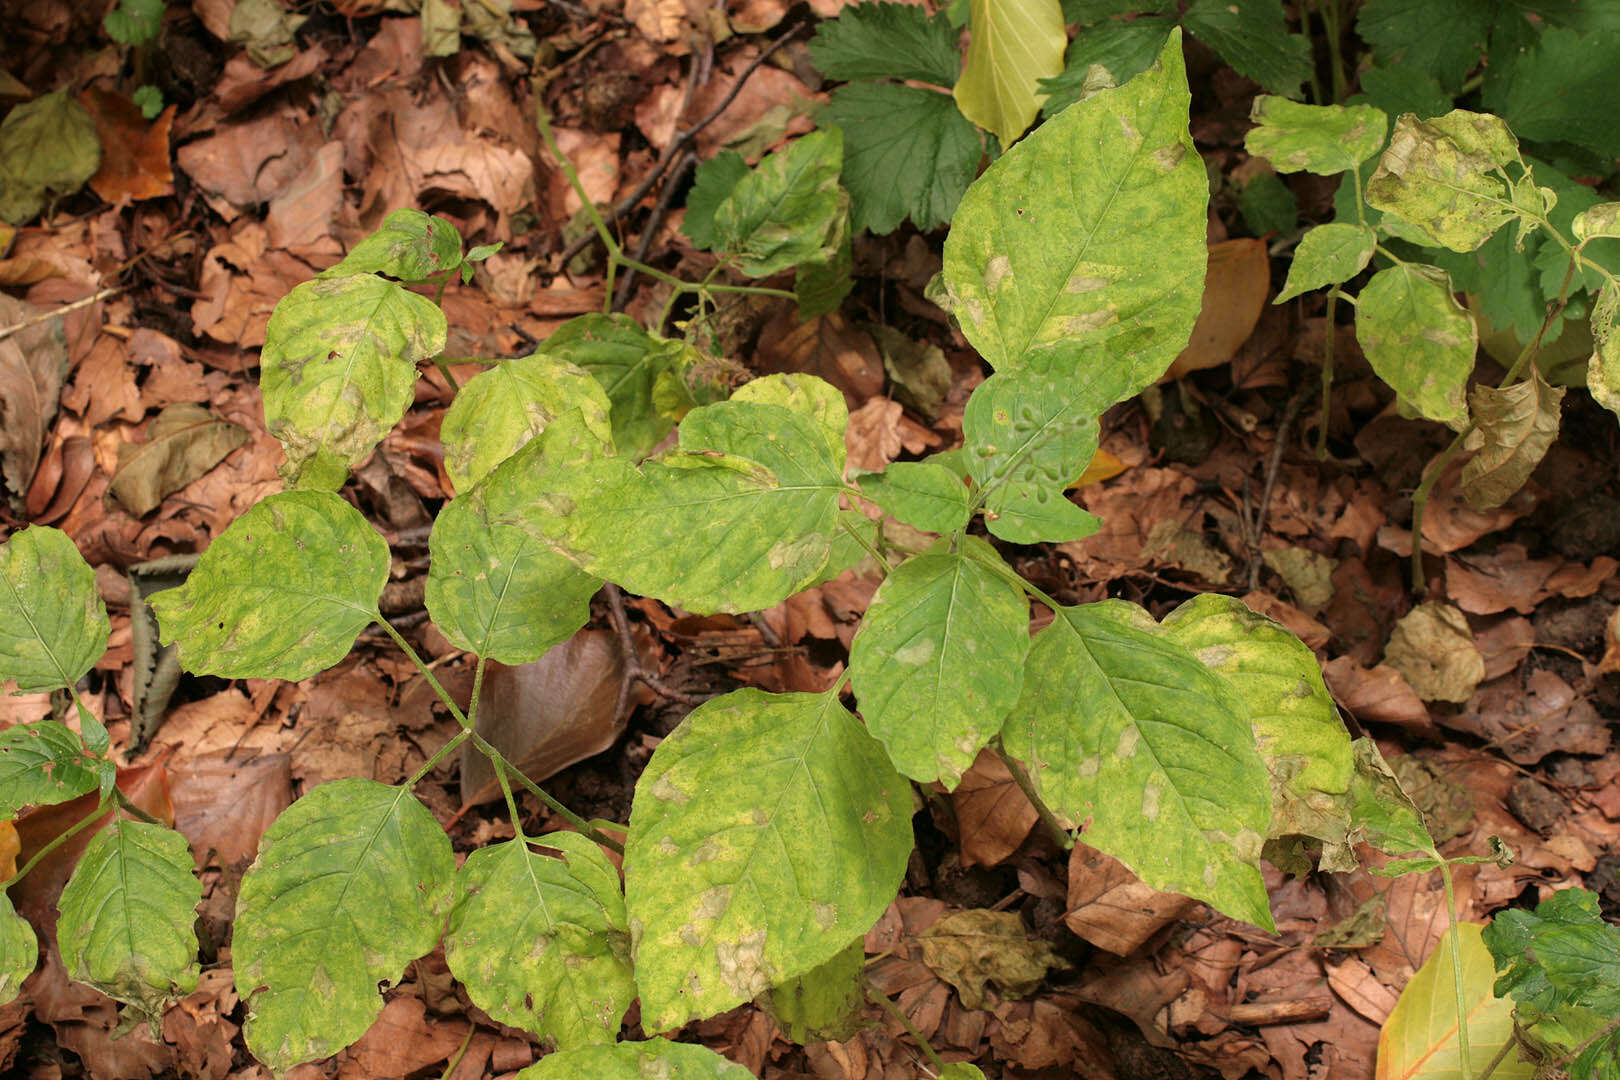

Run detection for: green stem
[[493, 753, 527, 843], [992, 741, 1071, 850], [435, 359, 460, 394], [404, 729, 470, 789], [865, 982, 949, 1075], [838, 512, 893, 573], [0, 794, 112, 890], [1548, 1013, 1620, 1073], [113, 788, 161, 824], [537, 109, 619, 261], [1317, 0, 1346, 103], [438, 1025, 477, 1080], [467, 730, 624, 854], [1317, 289, 1338, 459], [378, 618, 471, 728]]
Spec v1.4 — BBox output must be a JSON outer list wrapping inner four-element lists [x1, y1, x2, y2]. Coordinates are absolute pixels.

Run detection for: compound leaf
[[319, 208, 464, 283], [0, 525, 109, 693], [942, 30, 1206, 390], [516, 1038, 753, 1079], [1246, 97, 1388, 176], [444, 833, 633, 1050], [682, 151, 750, 251], [150, 490, 388, 681], [261, 274, 447, 490], [0, 721, 100, 817], [1365, 111, 1521, 253], [1355, 263, 1476, 425], [0, 893, 35, 1007], [809, 1, 962, 86], [824, 82, 982, 234], [233, 780, 455, 1072], [952, 0, 1066, 147], [1182, 0, 1312, 99], [1275, 222, 1376, 302], [713, 130, 844, 278], [57, 819, 201, 1020], [624, 689, 912, 1031], [857, 461, 971, 534], [1000, 600, 1274, 929], [850, 537, 1030, 786], [1460, 369, 1563, 511]]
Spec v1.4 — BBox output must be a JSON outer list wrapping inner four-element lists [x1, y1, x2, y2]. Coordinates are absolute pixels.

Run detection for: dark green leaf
[[1483, 26, 1620, 160], [1040, 16, 1174, 115], [1484, 888, 1620, 1018], [1354, 65, 1452, 122], [1183, 0, 1312, 98], [1235, 172, 1298, 237], [104, 0, 165, 45], [1356, 0, 1492, 92], [824, 82, 981, 234], [682, 152, 750, 251], [0, 722, 100, 818], [0, 525, 109, 694], [809, 1, 962, 86]]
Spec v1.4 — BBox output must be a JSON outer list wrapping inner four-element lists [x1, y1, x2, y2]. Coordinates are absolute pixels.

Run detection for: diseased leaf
[[624, 689, 913, 1031], [760, 940, 867, 1045], [1245, 97, 1388, 176], [943, 31, 1207, 390], [682, 152, 751, 251], [1573, 202, 1620, 244], [0, 89, 100, 224], [1383, 601, 1485, 705], [319, 208, 464, 283], [108, 403, 249, 518], [150, 491, 388, 680], [1039, 16, 1174, 114], [1460, 369, 1563, 511], [713, 130, 844, 278], [1275, 223, 1376, 303], [261, 274, 447, 490], [1354, 263, 1476, 425], [0, 525, 110, 694], [1001, 600, 1274, 929], [233, 780, 455, 1072], [0, 721, 100, 817], [515, 1038, 753, 1079], [917, 909, 1065, 1010], [952, 0, 1066, 146], [0, 892, 35, 1007], [1365, 111, 1521, 253], [445, 833, 633, 1049], [1591, 282, 1620, 419], [850, 537, 1030, 786], [857, 462, 971, 534], [823, 82, 982, 234], [1182, 0, 1312, 99], [57, 819, 201, 1020], [809, 1, 962, 86], [1346, 737, 1437, 860]]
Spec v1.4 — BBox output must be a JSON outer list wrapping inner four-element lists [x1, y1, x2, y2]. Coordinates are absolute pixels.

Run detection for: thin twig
[[602, 583, 703, 725], [0, 287, 120, 344], [1247, 383, 1311, 590]]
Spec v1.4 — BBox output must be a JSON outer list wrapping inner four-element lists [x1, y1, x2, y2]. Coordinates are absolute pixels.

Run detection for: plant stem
[[992, 741, 1071, 850], [438, 1024, 477, 1080], [435, 359, 460, 394], [404, 729, 470, 789], [866, 982, 950, 1075], [113, 788, 161, 824], [839, 513, 893, 574], [0, 794, 112, 890], [1317, 289, 1338, 459], [466, 730, 625, 854], [493, 754, 527, 843], [1474, 1033, 1519, 1080], [1437, 858, 1472, 1080], [1548, 1013, 1620, 1073]]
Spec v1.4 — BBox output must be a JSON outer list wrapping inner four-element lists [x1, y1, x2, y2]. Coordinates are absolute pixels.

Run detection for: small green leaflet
[[1275, 223, 1376, 303], [1181, 0, 1311, 99], [514, 1038, 753, 1078], [318, 208, 464, 283], [1000, 600, 1274, 930], [682, 152, 751, 251], [233, 780, 455, 1071], [444, 833, 634, 1050], [0, 893, 35, 1007], [0, 721, 101, 818], [809, 1, 962, 86], [260, 273, 447, 490], [952, 0, 1066, 147], [57, 819, 201, 1021], [1483, 888, 1620, 1025], [150, 490, 389, 681], [1460, 369, 1563, 511], [942, 31, 1207, 393], [1244, 96, 1388, 176], [1365, 110, 1522, 253], [623, 689, 912, 1031], [712, 130, 844, 278], [849, 537, 1031, 786], [857, 461, 971, 534], [0, 525, 110, 693], [103, 0, 165, 45], [823, 83, 982, 234], [1355, 263, 1476, 426]]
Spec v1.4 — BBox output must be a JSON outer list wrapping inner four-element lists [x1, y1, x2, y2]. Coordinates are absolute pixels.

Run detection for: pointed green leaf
[[951, 0, 1066, 147], [1460, 368, 1563, 511], [682, 152, 750, 251], [1182, 0, 1312, 98], [1354, 263, 1476, 425], [1355, 0, 1491, 93], [760, 939, 867, 1045], [318, 209, 464, 283], [1000, 600, 1274, 929], [234, 780, 455, 1071], [444, 833, 633, 1050], [809, 1, 962, 85], [537, 314, 701, 460], [942, 30, 1207, 390], [261, 274, 448, 490], [1483, 25, 1620, 161], [732, 373, 849, 470], [1365, 110, 1521, 253], [713, 130, 844, 278], [1039, 16, 1174, 114], [624, 689, 912, 1031], [962, 370, 1103, 544], [0, 893, 35, 1007], [794, 192, 855, 319], [1275, 222, 1376, 302], [824, 82, 982, 234], [57, 819, 201, 1019], [1161, 594, 1354, 866], [1244, 96, 1387, 175], [440, 353, 613, 493], [0, 721, 100, 817], [857, 462, 971, 533], [1590, 282, 1620, 419], [516, 1037, 753, 1079], [0, 525, 109, 693], [850, 537, 1030, 786], [150, 490, 388, 680], [940, 1066, 989, 1080]]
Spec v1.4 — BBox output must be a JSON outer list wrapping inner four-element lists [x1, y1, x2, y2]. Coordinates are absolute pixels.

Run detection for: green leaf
[[809, 1, 962, 86], [104, 0, 165, 45], [1063, 0, 1168, 21], [1354, 64, 1452, 122], [1591, 282, 1620, 419], [515, 1038, 754, 1079], [1460, 368, 1563, 511], [730, 373, 849, 466], [537, 314, 701, 460], [0, 89, 100, 225], [940, 1066, 989, 1080], [624, 689, 913, 1031], [1355, 0, 1492, 92], [1275, 223, 1377, 302], [444, 833, 634, 1050], [1000, 600, 1274, 929], [132, 84, 163, 119], [850, 537, 1030, 786], [681, 152, 750, 251], [1244, 96, 1388, 176], [440, 353, 613, 493], [1345, 737, 1436, 859], [1355, 263, 1476, 425], [0, 893, 36, 1007], [1236, 171, 1299, 236], [1161, 594, 1354, 866], [760, 939, 866, 1044], [261, 274, 448, 490], [1483, 26, 1620, 161], [952, 0, 1066, 146], [857, 462, 971, 533], [1365, 110, 1521, 253], [1574, 202, 1620, 244], [0, 721, 101, 817], [823, 82, 982, 234], [0, 525, 110, 693], [795, 191, 855, 319], [1039, 15, 1174, 115], [150, 490, 388, 680], [233, 780, 455, 1072], [318, 208, 464, 282], [1484, 889, 1620, 1018], [713, 130, 844, 278], [1182, 0, 1312, 98], [57, 819, 201, 1020], [942, 30, 1207, 388], [962, 371, 1104, 544]]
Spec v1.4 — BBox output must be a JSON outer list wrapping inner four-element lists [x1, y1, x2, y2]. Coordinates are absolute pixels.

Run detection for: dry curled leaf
[[1383, 601, 1485, 704], [1460, 369, 1562, 511]]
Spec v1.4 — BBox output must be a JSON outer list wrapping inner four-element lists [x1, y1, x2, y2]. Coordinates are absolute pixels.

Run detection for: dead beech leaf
[[918, 909, 1066, 1010], [1065, 842, 1195, 955], [1164, 239, 1269, 380], [952, 750, 1038, 868], [1383, 601, 1485, 704], [869, 322, 951, 422], [758, 310, 885, 408], [1460, 368, 1562, 511], [109, 403, 249, 518], [1322, 657, 1437, 740], [1452, 669, 1611, 764], [80, 88, 175, 203], [1261, 546, 1338, 612], [0, 293, 68, 499], [168, 751, 292, 870], [1445, 544, 1560, 616]]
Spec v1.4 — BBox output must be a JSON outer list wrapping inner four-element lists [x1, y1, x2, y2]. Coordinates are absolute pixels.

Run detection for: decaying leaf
[[0, 295, 68, 499], [109, 403, 250, 518], [918, 909, 1067, 1009], [1383, 601, 1485, 704], [1460, 369, 1563, 511]]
